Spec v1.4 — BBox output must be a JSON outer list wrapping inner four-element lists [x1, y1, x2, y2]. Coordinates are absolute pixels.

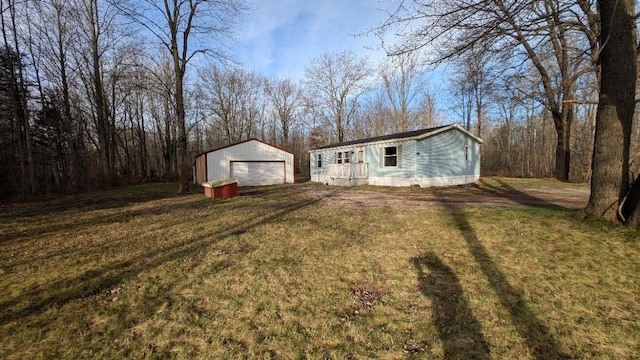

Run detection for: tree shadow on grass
[[413, 252, 491, 359], [0, 198, 201, 247], [479, 179, 569, 209], [434, 191, 572, 359], [239, 185, 286, 197], [0, 183, 182, 219], [0, 188, 349, 326]]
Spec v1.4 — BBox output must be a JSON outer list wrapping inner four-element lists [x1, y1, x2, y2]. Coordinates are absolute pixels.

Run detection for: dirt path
[[289, 181, 590, 211]]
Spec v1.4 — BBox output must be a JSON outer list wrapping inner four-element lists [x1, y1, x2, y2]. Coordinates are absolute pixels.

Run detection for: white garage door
[[230, 161, 285, 186]]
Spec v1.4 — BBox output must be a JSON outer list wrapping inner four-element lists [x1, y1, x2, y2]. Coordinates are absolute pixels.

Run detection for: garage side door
[[230, 161, 285, 186]]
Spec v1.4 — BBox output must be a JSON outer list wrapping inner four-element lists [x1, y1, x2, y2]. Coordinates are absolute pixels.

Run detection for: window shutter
[[397, 144, 402, 168], [380, 147, 384, 168]]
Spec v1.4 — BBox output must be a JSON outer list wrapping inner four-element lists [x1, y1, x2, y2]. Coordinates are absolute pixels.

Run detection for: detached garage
[[194, 139, 294, 187]]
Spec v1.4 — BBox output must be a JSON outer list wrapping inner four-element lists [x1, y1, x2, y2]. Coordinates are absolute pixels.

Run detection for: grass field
[[1, 179, 639, 359]]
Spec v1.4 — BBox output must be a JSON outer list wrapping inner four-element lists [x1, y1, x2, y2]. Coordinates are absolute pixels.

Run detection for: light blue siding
[[309, 125, 482, 187], [415, 129, 480, 178], [367, 141, 416, 178], [325, 151, 336, 165], [310, 152, 320, 176], [310, 151, 336, 176]]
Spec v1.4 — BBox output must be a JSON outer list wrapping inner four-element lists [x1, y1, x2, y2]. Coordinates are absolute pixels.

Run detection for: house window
[[384, 146, 398, 167], [336, 151, 350, 164], [464, 146, 470, 161], [317, 154, 322, 168], [357, 150, 364, 163]]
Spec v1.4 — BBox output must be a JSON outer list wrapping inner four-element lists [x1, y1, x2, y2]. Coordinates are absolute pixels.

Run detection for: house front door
[[357, 148, 365, 163]]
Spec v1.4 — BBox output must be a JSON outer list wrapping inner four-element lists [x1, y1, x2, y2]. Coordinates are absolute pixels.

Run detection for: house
[[309, 124, 482, 187], [194, 139, 294, 187]]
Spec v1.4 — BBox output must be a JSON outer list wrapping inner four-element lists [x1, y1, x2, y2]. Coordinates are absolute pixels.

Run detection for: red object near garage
[[203, 178, 238, 199]]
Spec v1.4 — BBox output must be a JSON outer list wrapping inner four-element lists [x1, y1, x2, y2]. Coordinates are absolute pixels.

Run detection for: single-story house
[[309, 124, 482, 187], [194, 139, 295, 187]]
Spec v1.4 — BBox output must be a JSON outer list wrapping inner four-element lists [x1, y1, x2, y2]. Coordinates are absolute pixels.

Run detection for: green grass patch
[[348, 176, 588, 197], [0, 181, 638, 359]]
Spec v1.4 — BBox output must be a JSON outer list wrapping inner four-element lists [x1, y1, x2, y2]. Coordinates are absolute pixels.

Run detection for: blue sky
[[236, 0, 394, 79]]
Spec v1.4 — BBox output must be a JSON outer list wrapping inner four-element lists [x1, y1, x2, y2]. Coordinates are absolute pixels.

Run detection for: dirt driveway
[[275, 179, 590, 211]]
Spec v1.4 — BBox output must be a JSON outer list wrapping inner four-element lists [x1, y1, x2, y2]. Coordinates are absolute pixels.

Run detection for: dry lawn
[[0, 179, 639, 359]]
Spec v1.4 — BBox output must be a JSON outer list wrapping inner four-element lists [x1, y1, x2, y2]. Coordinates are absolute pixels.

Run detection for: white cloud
[[236, 0, 392, 79]]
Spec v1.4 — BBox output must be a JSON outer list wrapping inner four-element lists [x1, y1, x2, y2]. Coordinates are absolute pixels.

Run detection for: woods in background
[[2, 0, 639, 227]]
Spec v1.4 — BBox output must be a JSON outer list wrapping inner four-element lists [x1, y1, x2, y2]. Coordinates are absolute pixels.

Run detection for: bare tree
[[146, 56, 177, 180], [77, 0, 122, 187], [453, 47, 493, 138], [586, 0, 638, 223], [379, 52, 427, 132], [199, 66, 264, 144], [450, 74, 474, 133], [72, 0, 130, 187], [34, 0, 84, 192], [305, 50, 372, 142], [355, 92, 395, 138], [118, 0, 245, 193], [264, 77, 303, 146], [1, 0, 35, 195], [491, 81, 523, 176], [0, 0, 252, 197], [416, 88, 439, 128], [377, 0, 597, 181]]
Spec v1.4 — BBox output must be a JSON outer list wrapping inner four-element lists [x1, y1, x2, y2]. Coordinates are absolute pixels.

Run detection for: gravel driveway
[[265, 180, 590, 211]]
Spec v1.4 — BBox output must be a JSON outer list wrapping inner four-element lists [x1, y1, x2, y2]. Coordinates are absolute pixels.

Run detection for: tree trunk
[[9, 0, 35, 195], [625, 183, 640, 228], [475, 89, 483, 138], [621, 173, 640, 221], [585, 0, 637, 222], [175, 71, 189, 193], [171, 28, 188, 192], [87, 0, 113, 188], [55, 3, 77, 192], [136, 93, 148, 178], [1, 0, 25, 195], [336, 111, 344, 143], [552, 111, 571, 182]]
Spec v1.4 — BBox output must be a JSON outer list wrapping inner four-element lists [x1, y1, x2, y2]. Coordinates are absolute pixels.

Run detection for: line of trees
[[0, 0, 245, 195], [377, 0, 640, 227], [1, 0, 638, 227], [0, 0, 442, 199]]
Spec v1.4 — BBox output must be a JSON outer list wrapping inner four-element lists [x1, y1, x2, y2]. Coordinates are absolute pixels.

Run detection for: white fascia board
[[311, 136, 419, 152], [416, 124, 484, 144], [310, 124, 483, 153]]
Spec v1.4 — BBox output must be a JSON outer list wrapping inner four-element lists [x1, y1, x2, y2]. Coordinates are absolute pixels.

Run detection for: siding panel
[[416, 130, 480, 178], [368, 141, 415, 179]]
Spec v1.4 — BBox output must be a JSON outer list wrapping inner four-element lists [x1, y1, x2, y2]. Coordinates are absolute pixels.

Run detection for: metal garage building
[[194, 139, 295, 186]]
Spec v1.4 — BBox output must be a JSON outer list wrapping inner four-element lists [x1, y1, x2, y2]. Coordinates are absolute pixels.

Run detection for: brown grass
[[0, 180, 639, 359]]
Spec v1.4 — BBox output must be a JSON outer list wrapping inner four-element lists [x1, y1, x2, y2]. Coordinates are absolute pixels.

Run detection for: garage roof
[[195, 138, 294, 159]]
